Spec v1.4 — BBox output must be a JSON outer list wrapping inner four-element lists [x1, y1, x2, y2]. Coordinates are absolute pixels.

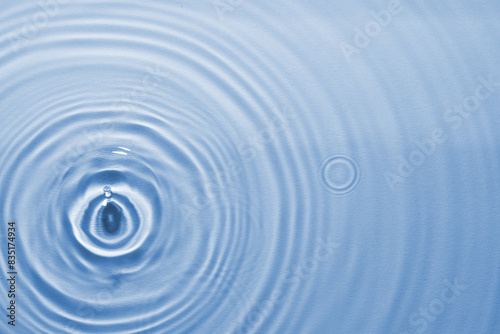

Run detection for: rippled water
[[0, 1, 499, 333]]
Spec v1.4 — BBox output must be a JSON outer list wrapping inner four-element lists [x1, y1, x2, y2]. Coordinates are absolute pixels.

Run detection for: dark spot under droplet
[[100, 202, 122, 234]]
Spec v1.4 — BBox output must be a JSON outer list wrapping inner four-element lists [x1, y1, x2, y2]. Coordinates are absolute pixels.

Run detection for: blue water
[[0, 0, 499, 333]]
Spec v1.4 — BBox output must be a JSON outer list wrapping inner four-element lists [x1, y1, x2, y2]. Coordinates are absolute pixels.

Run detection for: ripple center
[[321, 155, 360, 195]]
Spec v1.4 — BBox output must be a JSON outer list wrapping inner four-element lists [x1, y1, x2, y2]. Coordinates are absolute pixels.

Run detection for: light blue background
[[0, 1, 499, 333]]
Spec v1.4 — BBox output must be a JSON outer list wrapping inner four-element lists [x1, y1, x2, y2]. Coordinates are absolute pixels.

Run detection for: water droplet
[[99, 201, 122, 234], [103, 186, 112, 198], [321, 155, 360, 195]]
